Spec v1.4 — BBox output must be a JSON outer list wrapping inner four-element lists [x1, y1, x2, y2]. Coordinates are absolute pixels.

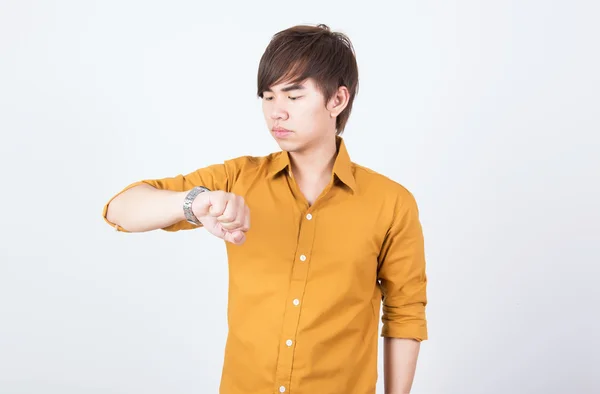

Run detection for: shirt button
[[279, 386, 286, 393], [300, 255, 306, 262], [286, 339, 293, 347], [293, 299, 300, 306], [306, 213, 312, 220]]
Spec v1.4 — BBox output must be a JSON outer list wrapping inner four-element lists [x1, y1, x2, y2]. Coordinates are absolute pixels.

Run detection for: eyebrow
[[264, 83, 306, 93]]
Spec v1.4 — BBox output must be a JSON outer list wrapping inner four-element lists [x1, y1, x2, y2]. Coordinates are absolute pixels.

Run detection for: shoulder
[[352, 163, 422, 236], [352, 162, 418, 207], [221, 151, 282, 184], [223, 152, 280, 171]]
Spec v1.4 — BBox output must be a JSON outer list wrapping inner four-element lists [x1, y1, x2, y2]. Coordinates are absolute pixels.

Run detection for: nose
[[270, 102, 289, 121]]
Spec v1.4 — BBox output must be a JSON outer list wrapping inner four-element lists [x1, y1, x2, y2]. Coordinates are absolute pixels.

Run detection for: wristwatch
[[183, 186, 210, 225]]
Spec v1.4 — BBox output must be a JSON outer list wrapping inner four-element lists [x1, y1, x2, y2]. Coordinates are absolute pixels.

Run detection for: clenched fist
[[192, 190, 250, 245]]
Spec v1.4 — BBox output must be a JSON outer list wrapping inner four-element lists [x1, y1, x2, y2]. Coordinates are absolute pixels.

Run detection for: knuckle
[[224, 212, 236, 221]]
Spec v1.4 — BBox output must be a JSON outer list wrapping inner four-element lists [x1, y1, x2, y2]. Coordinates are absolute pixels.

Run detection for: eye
[[263, 96, 274, 101], [289, 96, 301, 101]]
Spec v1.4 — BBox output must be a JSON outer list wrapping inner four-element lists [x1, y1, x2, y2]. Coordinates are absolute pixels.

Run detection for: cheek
[[298, 103, 327, 124], [262, 105, 273, 123]]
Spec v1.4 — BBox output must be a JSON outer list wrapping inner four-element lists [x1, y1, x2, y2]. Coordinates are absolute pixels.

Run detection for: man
[[104, 24, 428, 394]]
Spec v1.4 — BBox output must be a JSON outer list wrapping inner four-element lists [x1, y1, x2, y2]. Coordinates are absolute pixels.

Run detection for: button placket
[[274, 209, 317, 392]]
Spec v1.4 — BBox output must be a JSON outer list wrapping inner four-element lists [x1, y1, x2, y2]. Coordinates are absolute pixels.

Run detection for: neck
[[288, 136, 338, 182]]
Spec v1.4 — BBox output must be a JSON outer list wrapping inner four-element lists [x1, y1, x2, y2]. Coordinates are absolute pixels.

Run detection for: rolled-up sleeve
[[102, 162, 232, 232], [377, 189, 428, 341]]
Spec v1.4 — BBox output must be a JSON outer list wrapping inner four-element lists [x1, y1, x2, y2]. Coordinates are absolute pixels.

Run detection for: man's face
[[261, 78, 336, 153]]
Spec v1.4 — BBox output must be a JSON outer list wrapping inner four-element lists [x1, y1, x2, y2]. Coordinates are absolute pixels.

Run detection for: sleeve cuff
[[381, 322, 428, 341], [102, 181, 150, 232]]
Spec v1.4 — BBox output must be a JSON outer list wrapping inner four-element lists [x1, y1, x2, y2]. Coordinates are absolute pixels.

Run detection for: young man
[[104, 24, 427, 394]]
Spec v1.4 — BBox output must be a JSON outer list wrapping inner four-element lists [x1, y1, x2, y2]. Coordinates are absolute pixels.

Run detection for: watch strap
[[183, 186, 210, 225]]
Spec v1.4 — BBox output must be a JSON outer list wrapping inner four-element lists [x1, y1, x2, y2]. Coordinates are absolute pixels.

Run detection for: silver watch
[[183, 186, 210, 225]]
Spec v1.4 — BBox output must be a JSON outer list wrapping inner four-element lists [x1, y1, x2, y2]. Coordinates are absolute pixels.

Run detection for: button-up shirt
[[103, 136, 428, 394]]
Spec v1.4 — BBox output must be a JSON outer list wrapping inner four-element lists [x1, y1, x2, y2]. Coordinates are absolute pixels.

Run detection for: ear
[[327, 86, 350, 118]]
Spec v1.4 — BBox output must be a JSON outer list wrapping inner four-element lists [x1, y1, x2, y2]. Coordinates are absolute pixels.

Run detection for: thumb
[[225, 230, 246, 245]]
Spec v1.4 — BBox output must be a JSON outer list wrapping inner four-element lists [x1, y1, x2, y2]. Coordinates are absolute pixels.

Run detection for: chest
[[227, 179, 388, 285]]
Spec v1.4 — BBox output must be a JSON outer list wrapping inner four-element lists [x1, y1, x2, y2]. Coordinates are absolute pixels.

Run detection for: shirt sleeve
[[102, 161, 232, 233], [377, 189, 428, 341]]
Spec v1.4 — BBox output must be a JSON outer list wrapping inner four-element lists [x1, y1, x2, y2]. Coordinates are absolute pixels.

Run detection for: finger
[[217, 196, 238, 223], [208, 192, 228, 217], [221, 221, 240, 231], [231, 197, 247, 229], [219, 197, 245, 230], [224, 230, 245, 245], [240, 205, 250, 232]]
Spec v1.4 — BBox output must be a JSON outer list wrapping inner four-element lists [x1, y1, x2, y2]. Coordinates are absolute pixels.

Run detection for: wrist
[[175, 191, 190, 221], [183, 186, 211, 225]]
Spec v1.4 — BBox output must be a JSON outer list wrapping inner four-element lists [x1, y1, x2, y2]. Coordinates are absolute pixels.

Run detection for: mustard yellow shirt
[[103, 136, 428, 394]]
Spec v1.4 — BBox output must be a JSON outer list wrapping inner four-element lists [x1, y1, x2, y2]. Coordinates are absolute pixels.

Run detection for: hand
[[192, 190, 250, 245]]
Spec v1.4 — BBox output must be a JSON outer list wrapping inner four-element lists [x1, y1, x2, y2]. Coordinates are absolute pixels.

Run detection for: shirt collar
[[267, 136, 357, 193]]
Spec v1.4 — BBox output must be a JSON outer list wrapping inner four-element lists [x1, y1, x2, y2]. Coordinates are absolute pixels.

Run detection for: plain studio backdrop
[[1, 1, 598, 393]]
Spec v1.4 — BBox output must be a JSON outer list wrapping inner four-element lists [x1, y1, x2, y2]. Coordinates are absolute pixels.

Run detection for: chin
[[273, 138, 302, 152], [274, 139, 293, 151]]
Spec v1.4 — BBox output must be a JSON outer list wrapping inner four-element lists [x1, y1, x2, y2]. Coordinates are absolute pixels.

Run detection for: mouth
[[272, 127, 293, 138]]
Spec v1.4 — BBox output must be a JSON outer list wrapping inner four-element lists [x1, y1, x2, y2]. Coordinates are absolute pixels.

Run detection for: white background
[[1, 1, 598, 393]]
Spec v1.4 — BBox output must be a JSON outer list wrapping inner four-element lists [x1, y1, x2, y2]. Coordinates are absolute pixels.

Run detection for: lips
[[272, 127, 292, 138]]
